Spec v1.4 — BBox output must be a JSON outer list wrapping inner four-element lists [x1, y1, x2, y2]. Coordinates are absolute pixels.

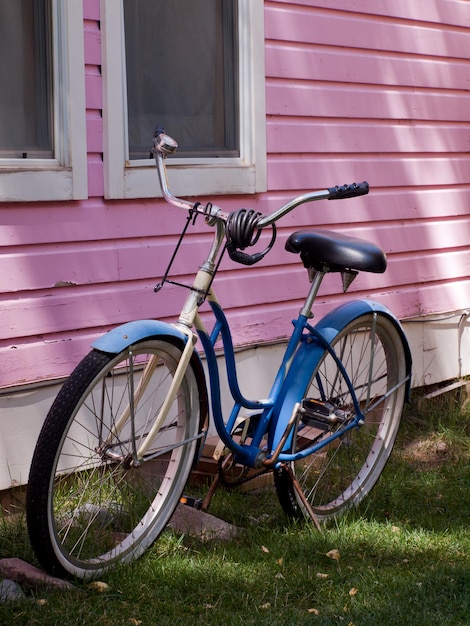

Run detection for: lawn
[[1, 394, 469, 625]]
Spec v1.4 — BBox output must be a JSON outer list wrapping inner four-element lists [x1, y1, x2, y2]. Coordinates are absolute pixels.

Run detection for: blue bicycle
[[27, 130, 412, 579]]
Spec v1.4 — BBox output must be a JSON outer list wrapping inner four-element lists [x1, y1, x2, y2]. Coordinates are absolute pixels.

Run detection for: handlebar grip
[[328, 181, 369, 200]]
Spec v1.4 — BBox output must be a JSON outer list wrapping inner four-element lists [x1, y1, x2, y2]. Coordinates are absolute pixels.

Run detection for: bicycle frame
[[93, 218, 411, 471], [194, 289, 363, 470]]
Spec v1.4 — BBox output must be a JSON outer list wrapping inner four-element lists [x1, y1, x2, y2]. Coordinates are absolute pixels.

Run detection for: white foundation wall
[[2, 309, 470, 492]]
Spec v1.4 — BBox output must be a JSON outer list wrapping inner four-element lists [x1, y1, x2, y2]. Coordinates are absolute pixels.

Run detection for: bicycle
[[26, 130, 412, 579]]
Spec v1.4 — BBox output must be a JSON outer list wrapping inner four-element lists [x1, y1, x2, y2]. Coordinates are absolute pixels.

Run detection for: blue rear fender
[[270, 300, 412, 451]]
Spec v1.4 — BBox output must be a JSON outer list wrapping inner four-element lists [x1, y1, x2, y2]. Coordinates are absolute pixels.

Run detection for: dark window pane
[[0, 0, 53, 158], [124, 0, 239, 159]]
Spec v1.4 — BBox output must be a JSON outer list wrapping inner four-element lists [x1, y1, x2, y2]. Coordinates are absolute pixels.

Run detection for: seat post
[[299, 269, 326, 318]]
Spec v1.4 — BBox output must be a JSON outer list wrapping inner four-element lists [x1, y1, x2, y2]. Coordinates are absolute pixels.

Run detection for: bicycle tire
[[274, 312, 407, 522], [27, 339, 205, 579]]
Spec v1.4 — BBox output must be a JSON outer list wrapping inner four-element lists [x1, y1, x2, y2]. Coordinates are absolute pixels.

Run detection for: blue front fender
[[270, 300, 412, 450], [92, 320, 189, 354]]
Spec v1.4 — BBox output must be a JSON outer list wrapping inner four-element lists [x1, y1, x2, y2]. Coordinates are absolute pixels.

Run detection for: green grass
[[1, 395, 469, 625]]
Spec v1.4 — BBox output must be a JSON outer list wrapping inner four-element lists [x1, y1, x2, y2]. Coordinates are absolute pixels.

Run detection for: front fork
[[98, 324, 198, 465]]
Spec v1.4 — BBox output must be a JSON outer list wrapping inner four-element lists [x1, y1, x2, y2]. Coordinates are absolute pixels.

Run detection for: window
[[102, 0, 266, 199], [0, 0, 87, 202], [124, 0, 239, 160], [0, 1, 52, 159]]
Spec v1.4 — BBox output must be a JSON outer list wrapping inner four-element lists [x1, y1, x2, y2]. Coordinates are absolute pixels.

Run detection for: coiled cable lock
[[225, 208, 277, 265]]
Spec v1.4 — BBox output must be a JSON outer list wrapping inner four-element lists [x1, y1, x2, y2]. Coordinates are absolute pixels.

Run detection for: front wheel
[[274, 313, 408, 523], [27, 339, 205, 579]]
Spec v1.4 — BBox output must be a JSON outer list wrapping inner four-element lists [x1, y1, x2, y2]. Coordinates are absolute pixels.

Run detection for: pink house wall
[[0, 0, 469, 390]]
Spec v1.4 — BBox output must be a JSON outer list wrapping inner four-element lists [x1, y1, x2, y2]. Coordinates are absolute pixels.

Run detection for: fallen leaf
[[275, 572, 285, 580], [276, 557, 284, 566], [129, 620, 142, 626], [260, 602, 271, 609], [326, 548, 341, 561], [349, 588, 358, 596], [316, 572, 329, 579], [308, 608, 320, 615], [261, 545, 270, 553], [88, 581, 109, 593]]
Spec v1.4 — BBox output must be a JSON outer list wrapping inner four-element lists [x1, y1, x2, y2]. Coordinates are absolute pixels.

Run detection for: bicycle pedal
[[300, 399, 344, 430], [180, 495, 204, 510]]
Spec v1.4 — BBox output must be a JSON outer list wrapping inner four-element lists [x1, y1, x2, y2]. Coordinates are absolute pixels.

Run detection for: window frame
[[0, 0, 87, 203], [101, 0, 266, 200]]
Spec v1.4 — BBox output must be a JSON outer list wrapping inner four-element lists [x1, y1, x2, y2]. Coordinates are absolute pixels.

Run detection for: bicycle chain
[[217, 456, 271, 488]]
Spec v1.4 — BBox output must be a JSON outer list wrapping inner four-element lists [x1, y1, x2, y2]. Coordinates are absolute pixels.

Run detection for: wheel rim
[[47, 342, 199, 575], [288, 315, 406, 519]]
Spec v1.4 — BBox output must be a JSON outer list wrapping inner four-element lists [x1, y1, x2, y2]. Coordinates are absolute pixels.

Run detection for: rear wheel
[[27, 339, 205, 579], [274, 313, 407, 522]]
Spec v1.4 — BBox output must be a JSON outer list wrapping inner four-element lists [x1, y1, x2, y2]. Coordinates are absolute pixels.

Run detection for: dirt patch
[[399, 436, 451, 469]]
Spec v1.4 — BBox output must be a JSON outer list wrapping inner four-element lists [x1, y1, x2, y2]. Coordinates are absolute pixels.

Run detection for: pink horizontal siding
[[263, 0, 470, 337], [0, 0, 469, 389], [270, 0, 470, 29]]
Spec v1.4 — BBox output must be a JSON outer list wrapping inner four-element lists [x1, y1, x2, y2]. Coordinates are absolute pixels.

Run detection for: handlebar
[[151, 128, 369, 264]]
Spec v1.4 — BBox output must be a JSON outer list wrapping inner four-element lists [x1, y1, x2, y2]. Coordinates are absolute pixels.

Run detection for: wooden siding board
[[0, 201, 197, 248], [86, 110, 103, 154], [266, 43, 470, 90], [265, 5, 470, 59], [83, 0, 100, 21], [267, 82, 470, 122], [0, 284, 173, 339], [84, 22, 101, 66], [85, 74, 102, 111], [267, 120, 470, 154], [267, 0, 470, 30], [267, 156, 470, 191], [0, 238, 217, 294]]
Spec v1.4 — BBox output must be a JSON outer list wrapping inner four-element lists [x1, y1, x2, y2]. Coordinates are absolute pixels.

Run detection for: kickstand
[[282, 463, 322, 532], [201, 472, 220, 511]]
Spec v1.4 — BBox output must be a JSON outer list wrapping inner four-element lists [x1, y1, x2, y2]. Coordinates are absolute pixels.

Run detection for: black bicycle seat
[[286, 229, 387, 274]]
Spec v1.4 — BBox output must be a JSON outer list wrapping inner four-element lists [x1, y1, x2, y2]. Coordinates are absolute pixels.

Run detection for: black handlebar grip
[[327, 181, 369, 200]]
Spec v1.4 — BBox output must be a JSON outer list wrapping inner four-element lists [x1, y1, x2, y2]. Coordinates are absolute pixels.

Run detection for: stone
[[0, 579, 26, 602], [0, 558, 75, 591], [169, 504, 239, 541]]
